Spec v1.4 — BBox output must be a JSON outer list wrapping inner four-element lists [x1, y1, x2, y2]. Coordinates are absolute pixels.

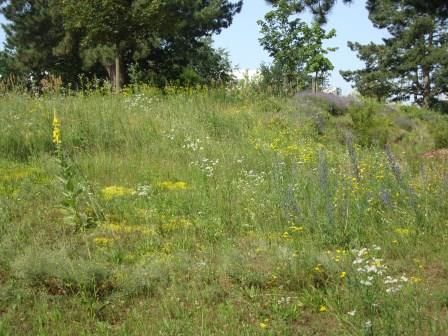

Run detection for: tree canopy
[[341, 0, 448, 107], [263, 0, 353, 23], [0, 0, 242, 88], [258, 1, 336, 93]]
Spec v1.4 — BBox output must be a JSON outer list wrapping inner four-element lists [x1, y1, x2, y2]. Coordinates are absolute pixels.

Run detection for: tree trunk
[[115, 53, 120, 92], [422, 66, 431, 108], [413, 69, 419, 103], [422, 32, 433, 108], [104, 53, 123, 92]]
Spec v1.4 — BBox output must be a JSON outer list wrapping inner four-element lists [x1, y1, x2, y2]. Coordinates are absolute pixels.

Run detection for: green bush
[[431, 117, 448, 149], [12, 248, 112, 296], [349, 101, 392, 146]]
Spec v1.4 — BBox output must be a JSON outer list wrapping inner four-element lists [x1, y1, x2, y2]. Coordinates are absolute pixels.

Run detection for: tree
[[340, 42, 395, 101], [258, 1, 336, 93], [0, 0, 88, 83], [127, 37, 235, 87], [61, 0, 136, 91], [0, 0, 242, 89], [61, 0, 242, 90], [0, 49, 12, 77], [263, 0, 353, 24], [341, 0, 448, 107]]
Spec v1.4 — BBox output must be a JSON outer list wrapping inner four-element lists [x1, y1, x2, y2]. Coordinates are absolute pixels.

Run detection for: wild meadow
[[0, 86, 448, 335]]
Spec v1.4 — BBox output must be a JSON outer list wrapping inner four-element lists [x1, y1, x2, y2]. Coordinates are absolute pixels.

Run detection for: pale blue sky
[[213, 0, 390, 94], [0, 1, 388, 94]]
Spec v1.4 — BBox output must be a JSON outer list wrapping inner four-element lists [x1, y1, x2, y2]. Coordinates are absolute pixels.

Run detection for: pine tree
[[341, 0, 448, 107], [0, 0, 86, 83]]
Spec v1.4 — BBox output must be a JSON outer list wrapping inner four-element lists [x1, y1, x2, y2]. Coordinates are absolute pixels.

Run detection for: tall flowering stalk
[[51, 110, 104, 231], [52, 112, 62, 147]]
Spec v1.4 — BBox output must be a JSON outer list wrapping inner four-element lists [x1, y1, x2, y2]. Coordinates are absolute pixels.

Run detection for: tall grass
[[0, 87, 447, 335]]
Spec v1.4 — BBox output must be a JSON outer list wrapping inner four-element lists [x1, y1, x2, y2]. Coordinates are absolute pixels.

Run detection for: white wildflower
[[347, 309, 357, 316], [360, 280, 373, 286]]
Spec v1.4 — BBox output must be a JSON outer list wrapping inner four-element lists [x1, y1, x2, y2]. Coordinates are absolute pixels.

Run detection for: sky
[[0, 1, 389, 94], [213, 0, 390, 94]]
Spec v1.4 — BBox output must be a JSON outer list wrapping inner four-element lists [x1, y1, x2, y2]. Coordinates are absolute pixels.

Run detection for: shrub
[[431, 118, 448, 149], [296, 91, 356, 116], [12, 248, 112, 297], [394, 115, 415, 132], [119, 259, 171, 297], [348, 101, 391, 146]]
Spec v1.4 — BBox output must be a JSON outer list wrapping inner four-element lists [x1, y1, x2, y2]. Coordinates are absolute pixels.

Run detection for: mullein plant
[[52, 111, 104, 232]]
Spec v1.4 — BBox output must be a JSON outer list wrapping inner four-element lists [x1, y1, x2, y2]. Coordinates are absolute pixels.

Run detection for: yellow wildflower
[[161, 218, 193, 232], [259, 322, 268, 329], [93, 237, 114, 246], [394, 228, 412, 236], [288, 225, 303, 232], [159, 181, 188, 191], [103, 223, 154, 235], [410, 276, 422, 284], [282, 231, 290, 239], [52, 113, 61, 145], [319, 305, 327, 312], [101, 186, 134, 200], [340, 271, 346, 279]]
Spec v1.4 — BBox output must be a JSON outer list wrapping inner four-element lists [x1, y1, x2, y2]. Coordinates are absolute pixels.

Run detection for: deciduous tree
[[258, 1, 336, 93]]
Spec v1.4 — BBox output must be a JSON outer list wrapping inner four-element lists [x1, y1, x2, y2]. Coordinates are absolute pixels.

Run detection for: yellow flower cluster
[[52, 114, 61, 145], [103, 223, 154, 236], [159, 181, 188, 191], [326, 248, 349, 263], [394, 227, 412, 236], [93, 237, 114, 246], [101, 186, 134, 200], [161, 218, 192, 233], [281, 225, 304, 240], [319, 305, 327, 312]]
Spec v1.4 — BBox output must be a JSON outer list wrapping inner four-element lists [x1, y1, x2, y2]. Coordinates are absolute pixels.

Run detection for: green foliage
[[340, 42, 395, 102], [61, 0, 241, 88], [430, 116, 448, 149], [348, 101, 392, 146], [0, 0, 242, 88], [0, 50, 13, 77], [264, 0, 354, 24], [258, 2, 337, 94], [55, 150, 104, 232], [341, 0, 448, 108], [0, 0, 88, 83], [13, 248, 112, 296], [258, 62, 307, 95]]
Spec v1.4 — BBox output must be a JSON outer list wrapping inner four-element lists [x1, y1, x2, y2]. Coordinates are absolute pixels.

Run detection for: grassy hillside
[[1, 87, 448, 335]]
